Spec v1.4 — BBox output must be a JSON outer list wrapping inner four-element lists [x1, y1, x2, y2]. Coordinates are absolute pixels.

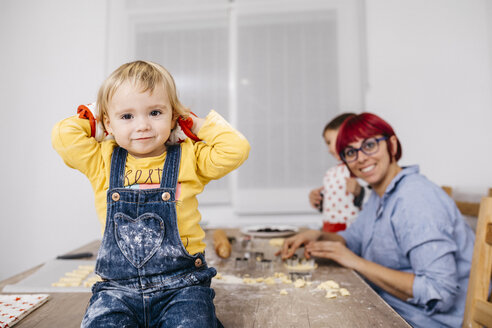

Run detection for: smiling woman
[[280, 112, 475, 328], [336, 113, 402, 196]]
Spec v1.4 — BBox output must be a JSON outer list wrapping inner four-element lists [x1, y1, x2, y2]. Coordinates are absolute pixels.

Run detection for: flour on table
[[213, 272, 350, 299], [212, 274, 244, 284]]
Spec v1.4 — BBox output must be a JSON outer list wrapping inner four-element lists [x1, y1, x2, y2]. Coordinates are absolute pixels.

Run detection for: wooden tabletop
[[0, 229, 410, 327], [0, 241, 96, 328]]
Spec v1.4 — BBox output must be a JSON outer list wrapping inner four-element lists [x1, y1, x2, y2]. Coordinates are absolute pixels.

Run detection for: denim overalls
[[82, 146, 220, 328]]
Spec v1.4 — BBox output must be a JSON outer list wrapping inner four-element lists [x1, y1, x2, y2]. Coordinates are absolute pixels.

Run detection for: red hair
[[336, 112, 402, 162]]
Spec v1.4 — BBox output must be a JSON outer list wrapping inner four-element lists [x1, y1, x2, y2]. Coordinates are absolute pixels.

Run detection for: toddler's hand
[[77, 103, 109, 142], [309, 187, 323, 210], [167, 112, 202, 145], [345, 177, 362, 197], [188, 114, 205, 136]]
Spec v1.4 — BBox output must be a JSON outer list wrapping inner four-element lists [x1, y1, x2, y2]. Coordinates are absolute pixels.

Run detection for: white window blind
[[134, 14, 231, 204], [107, 0, 364, 214], [234, 10, 339, 213]]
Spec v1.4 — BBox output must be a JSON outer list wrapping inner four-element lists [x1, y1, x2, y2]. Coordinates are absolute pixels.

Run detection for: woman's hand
[[345, 177, 362, 197], [307, 240, 415, 300], [305, 241, 362, 269], [309, 187, 323, 209], [276, 230, 322, 260]]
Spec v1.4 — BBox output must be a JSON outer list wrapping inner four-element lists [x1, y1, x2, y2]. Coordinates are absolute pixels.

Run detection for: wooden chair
[[462, 196, 492, 328], [442, 186, 492, 217]]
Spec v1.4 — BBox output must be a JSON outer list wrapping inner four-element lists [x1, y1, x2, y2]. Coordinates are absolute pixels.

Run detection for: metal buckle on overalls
[[194, 258, 203, 268], [161, 192, 171, 201], [112, 192, 120, 201]]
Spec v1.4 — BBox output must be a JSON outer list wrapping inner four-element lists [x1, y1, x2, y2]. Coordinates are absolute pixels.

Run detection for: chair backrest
[[462, 196, 492, 327], [441, 186, 492, 217]]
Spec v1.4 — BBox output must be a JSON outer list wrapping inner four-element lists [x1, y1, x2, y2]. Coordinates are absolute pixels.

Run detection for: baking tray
[[2, 260, 97, 293]]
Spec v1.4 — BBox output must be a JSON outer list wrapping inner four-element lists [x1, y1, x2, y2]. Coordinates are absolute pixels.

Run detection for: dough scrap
[[294, 279, 306, 288], [339, 288, 350, 296], [213, 272, 350, 299], [325, 292, 337, 299], [243, 277, 257, 284], [274, 272, 287, 278], [281, 277, 292, 284], [317, 280, 350, 298], [269, 238, 285, 247], [317, 280, 340, 290]]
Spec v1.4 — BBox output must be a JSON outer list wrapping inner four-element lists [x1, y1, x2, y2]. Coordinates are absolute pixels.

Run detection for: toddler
[[52, 60, 250, 327], [308, 113, 365, 232]]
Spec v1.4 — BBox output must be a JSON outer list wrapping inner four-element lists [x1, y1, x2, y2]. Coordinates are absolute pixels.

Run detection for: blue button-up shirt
[[339, 165, 475, 328]]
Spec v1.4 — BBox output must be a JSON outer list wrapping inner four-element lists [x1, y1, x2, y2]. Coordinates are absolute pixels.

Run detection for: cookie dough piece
[[269, 238, 285, 247], [243, 277, 257, 284], [281, 277, 292, 284], [52, 281, 76, 287], [65, 270, 89, 279], [317, 280, 340, 290], [317, 280, 350, 297], [325, 292, 337, 299], [293, 279, 306, 288], [59, 277, 83, 284], [339, 288, 350, 296], [274, 272, 287, 278], [83, 275, 103, 288]]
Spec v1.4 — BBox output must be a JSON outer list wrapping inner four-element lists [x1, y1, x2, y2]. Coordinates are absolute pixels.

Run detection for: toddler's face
[[323, 129, 340, 161], [104, 81, 174, 158]]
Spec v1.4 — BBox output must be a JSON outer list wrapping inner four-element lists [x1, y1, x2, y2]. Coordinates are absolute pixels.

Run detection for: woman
[[280, 113, 474, 328]]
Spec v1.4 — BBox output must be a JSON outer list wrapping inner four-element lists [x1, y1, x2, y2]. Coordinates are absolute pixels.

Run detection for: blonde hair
[[97, 60, 189, 127]]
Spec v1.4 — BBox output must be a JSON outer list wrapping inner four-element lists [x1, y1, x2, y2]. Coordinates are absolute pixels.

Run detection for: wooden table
[[0, 241, 96, 327], [0, 229, 410, 327]]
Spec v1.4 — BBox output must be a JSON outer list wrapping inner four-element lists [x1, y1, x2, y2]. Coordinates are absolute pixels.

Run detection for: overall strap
[[109, 147, 128, 189], [160, 145, 181, 189]]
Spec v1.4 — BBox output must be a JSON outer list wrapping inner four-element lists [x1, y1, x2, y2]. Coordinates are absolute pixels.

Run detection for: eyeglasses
[[340, 136, 388, 163]]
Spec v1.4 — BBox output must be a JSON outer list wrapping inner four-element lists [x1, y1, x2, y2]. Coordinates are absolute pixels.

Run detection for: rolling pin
[[213, 229, 231, 259]]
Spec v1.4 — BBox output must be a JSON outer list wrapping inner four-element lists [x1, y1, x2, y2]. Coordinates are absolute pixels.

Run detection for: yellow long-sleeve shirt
[[52, 110, 250, 255]]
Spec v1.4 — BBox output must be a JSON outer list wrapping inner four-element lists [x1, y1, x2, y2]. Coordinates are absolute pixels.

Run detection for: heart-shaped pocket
[[114, 212, 165, 268]]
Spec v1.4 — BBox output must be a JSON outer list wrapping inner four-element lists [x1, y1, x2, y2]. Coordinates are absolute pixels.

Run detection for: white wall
[[1, 0, 491, 281], [0, 0, 107, 280], [364, 0, 492, 199]]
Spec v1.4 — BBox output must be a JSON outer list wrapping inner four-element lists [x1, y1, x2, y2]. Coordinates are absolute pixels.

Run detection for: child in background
[[308, 113, 365, 232], [52, 60, 250, 327]]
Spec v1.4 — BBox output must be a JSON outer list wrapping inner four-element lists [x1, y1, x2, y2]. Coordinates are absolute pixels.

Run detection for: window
[[107, 0, 364, 214]]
